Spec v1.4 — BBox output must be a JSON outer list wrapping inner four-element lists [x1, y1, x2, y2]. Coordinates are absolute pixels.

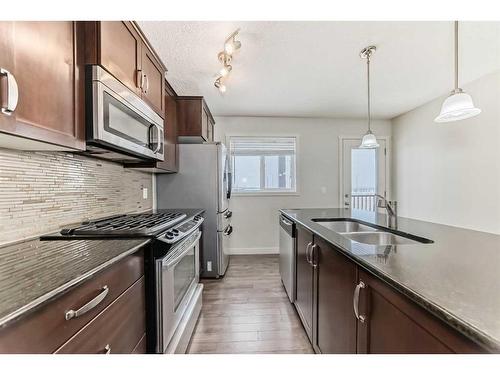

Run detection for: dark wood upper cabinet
[[98, 21, 142, 96], [313, 237, 357, 354], [162, 84, 178, 172], [0, 21, 85, 150], [141, 46, 165, 115], [294, 225, 314, 342], [83, 21, 166, 118], [177, 96, 215, 143], [356, 269, 484, 354]]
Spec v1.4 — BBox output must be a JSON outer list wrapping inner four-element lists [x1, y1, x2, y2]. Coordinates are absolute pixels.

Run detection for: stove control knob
[[172, 229, 179, 234], [165, 231, 174, 239]]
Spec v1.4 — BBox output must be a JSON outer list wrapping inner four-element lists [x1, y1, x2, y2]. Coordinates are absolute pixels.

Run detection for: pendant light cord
[[454, 21, 459, 91], [367, 52, 372, 132]]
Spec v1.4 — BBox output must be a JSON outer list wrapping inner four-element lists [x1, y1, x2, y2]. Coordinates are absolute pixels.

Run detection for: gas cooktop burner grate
[[60, 212, 187, 237]]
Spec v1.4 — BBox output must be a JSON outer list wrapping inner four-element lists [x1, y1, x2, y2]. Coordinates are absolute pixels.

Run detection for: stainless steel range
[[41, 209, 205, 354], [42, 211, 188, 239]]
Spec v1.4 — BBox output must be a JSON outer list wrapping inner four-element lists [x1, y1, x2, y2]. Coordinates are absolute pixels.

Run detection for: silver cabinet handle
[[137, 69, 143, 90], [280, 217, 293, 226], [136, 69, 144, 92], [305, 242, 312, 264], [65, 285, 109, 320], [353, 281, 366, 323], [104, 344, 111, 354], [0, 68, 19, 115], [144, 74, 149, 94], [310, 244, 318, 268]]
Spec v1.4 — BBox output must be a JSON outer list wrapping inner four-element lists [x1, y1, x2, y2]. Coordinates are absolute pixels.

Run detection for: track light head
[[214, 77, 226, 93]]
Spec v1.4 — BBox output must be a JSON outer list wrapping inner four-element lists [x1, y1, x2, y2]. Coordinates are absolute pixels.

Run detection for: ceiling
[[139, 21, 500, 119]]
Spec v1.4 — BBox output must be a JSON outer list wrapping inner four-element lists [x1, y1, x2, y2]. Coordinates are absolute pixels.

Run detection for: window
[[229, 136, 297, 194]]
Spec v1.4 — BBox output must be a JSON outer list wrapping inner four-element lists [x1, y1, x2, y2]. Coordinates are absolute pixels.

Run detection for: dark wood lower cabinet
[[55, 277, 146, 354], [314, 236, 357, 353], [0, 249, 146, 354], [294, 225, 314, 341], [290, 230, 488, 354], [356, 269, 483, 354]]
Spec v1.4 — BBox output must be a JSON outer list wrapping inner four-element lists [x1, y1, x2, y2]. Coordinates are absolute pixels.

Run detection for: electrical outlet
[[142, 187, 148, 199], [207, 261, 212, 272]]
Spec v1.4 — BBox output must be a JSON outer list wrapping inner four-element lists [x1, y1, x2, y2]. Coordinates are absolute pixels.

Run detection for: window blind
[[229, 137, 296, 156]]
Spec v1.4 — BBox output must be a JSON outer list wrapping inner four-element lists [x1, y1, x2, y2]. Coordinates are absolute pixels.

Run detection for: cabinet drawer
[[55, 277, 146, 354], [0, 249, 144, 353]]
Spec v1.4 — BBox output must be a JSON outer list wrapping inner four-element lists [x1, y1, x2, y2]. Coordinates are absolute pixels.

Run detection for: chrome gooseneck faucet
[[375, 194, 398, 229]]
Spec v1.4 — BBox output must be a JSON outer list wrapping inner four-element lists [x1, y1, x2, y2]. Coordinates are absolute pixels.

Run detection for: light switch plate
[[142, 187, 148, 199]]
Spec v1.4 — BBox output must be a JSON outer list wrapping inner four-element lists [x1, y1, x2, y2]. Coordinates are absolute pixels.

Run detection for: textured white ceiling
[[139, 21, 500, 119]]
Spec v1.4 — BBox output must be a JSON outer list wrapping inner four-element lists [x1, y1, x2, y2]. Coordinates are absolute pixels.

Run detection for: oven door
[[156, 230, 201, 353], [89, 66, 164, 161]]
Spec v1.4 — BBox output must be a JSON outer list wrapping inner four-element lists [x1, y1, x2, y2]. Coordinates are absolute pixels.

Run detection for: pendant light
[[435, 21, 481, 123], [359, 46, 379, 149]]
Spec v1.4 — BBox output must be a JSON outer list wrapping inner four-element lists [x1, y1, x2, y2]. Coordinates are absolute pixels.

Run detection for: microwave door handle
[[150, 123, 162, 154], [163, 231, 202, 269]]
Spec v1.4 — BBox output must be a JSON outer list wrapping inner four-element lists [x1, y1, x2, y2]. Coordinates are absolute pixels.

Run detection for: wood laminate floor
[[187, 255, 313, 354]]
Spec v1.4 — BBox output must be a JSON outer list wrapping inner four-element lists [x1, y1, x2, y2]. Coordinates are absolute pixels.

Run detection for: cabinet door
[[294, 225, 314, 341], [314, 237, 357, 353], [141, 46, 165, 117], [201, 108, 209, 141], [0, 21, 85, 150], [99, 21, 142, 96], [159, 88, 178, 172], [356, 269, 483, 354]]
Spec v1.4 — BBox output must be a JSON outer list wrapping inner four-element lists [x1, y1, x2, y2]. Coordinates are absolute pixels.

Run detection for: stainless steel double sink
[[311, 219, 433, 246]]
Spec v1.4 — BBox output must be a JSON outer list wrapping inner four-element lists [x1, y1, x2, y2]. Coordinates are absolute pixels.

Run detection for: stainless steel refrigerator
[[156, 143, 232, 278]]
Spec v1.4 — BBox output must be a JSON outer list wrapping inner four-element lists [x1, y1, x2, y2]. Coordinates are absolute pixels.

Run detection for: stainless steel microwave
[[84, 65, 164, 162]]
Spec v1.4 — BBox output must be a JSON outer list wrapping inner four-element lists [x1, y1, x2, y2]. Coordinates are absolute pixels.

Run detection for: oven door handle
[[163, 231, 202, 269]]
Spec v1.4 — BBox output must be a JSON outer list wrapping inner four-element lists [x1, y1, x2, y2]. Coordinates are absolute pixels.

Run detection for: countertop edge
[[279, 209, 499, 353], [0, 239, 150, 328]]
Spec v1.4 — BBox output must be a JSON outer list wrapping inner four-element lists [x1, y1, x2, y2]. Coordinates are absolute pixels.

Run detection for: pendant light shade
[[435, 21, 481, 123], [359, 46, 379, 149], [360, 130, 380, 149], [434, 89, 481, 122]]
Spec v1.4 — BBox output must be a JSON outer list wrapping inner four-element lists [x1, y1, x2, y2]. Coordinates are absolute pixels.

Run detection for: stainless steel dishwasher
[[279, 215, 296, 303]]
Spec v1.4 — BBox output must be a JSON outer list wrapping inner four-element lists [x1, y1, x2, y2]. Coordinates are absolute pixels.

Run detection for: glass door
[[341, 138, 387, 211]]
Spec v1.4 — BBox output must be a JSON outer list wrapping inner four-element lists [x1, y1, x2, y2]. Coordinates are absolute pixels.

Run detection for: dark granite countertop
[[280, 208, 500, 352], [0, 237, 150, 328]]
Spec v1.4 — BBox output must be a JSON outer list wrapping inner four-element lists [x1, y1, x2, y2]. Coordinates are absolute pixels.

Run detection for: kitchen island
[[280, 208, 500, 354]]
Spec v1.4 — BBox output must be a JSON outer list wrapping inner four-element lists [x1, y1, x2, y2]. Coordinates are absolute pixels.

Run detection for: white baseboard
[[228, 247, 279, 255]]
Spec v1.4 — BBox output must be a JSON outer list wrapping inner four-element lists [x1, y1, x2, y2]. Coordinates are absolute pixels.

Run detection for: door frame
[[338, 135, 392, 208]]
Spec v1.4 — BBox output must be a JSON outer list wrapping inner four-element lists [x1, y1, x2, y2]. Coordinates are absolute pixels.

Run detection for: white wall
[[393, 70, 500, 234], [215, 116, 392, 254]]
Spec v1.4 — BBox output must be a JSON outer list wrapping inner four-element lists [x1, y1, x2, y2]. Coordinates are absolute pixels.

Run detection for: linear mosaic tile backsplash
[[0, 148, 153, 245]]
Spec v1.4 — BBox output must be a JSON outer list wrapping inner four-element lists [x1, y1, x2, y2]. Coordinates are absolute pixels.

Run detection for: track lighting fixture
[[214, 77, 226, 93], [214, 29, 241, 93], [224, 33, 241, 55]]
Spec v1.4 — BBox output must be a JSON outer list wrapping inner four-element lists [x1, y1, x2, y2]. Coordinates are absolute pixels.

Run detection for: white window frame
[[226, 134, 300, 196]]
